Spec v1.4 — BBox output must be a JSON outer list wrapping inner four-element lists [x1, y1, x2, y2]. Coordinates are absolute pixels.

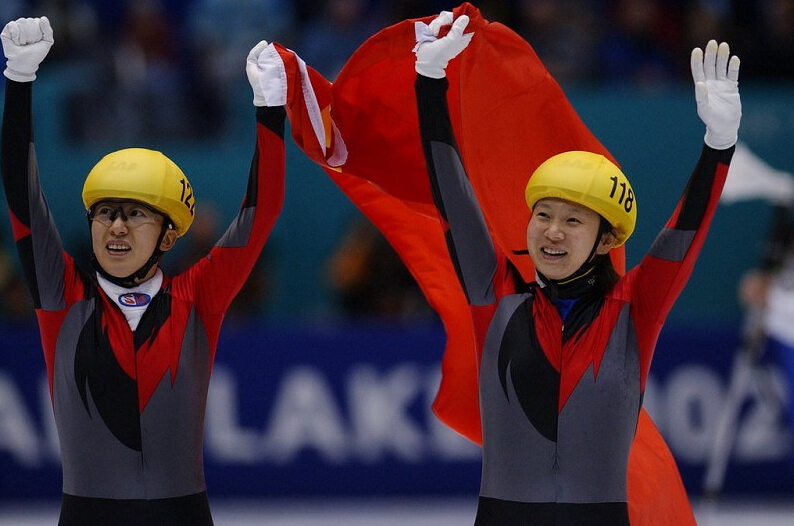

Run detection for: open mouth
[[106, 242, 131, 255], [541, 247, 566, 258]]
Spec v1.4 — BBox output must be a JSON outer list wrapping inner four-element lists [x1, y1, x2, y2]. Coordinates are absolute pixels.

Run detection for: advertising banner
[[0, 319, 790, 500]]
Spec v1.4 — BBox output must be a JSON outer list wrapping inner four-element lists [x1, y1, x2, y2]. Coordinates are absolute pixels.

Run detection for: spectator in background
[[466, 0, 512, 23], [736, 206, 794, 442], [184, 0, 296, 123], [298, 0, 380, 79], [162, 198, 223, 274], [514, 0, 602, 83], [719, 142, 794, 463], [164, 200, 276, 321], [680, 1, 732, 63], [736, 0, 794, 80], [112, 0, 184, 140], [327, 217, 433, 323], [599, 0, 684, 86], [379, 0, 443, 23], [66, 0, 225, 143], [30, 0, 99, 61]]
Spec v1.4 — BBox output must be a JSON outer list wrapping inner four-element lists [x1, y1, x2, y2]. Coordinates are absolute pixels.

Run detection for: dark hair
[[594, 216, 620, 294]]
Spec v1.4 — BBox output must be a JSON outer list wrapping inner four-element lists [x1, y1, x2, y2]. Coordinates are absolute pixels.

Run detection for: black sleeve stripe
[[255, 106, 286, 138], [2, 80, 34, 227], [674, 145, 734, 231]]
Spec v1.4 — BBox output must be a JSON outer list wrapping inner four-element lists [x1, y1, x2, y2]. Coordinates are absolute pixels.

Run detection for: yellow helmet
[[82, 148, 195, 236], [524, 151, 637, 247]]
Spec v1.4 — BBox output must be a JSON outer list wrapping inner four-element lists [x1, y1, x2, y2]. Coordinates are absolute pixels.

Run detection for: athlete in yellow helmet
[[82, 147, 195, 287], [2, 17, 290, 525], [413, 11, 741, 526]]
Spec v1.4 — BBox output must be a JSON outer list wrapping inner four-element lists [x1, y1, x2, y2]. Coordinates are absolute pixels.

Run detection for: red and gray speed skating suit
[[1, 78, 285, 525]]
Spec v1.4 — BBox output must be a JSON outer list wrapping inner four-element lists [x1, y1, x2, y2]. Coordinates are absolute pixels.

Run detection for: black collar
[[537, 259, 600, 303]]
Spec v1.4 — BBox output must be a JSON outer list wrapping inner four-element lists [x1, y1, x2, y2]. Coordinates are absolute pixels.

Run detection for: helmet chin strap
[[89, 218, 170, 289]]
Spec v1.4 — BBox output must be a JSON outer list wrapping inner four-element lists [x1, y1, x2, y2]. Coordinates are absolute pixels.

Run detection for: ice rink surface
[[1, 497, 793, 525]]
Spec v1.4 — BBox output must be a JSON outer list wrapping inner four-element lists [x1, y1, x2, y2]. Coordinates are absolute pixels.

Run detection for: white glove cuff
[[415, 61, 446, 79], [704, 130, 737, 150], [3, 67, 36, 82]]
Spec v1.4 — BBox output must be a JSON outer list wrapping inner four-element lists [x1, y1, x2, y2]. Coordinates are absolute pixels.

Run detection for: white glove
[[690, 40, 741, 150], [246, 40, 287, 107], [1, 16, 54, 82], [414, 12, 473, 79]]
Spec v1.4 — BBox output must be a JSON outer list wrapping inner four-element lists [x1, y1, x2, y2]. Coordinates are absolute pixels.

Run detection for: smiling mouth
[[106, 243, 131, 254], [541, 247, 566, 257]]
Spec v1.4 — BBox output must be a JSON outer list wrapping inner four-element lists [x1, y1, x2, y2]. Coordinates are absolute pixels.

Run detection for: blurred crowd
[[3, 0, 793, 85], [1, 0, 791, 142]]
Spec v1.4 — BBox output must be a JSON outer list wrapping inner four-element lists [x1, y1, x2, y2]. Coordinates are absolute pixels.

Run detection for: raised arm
[[1, 16, 68, 311], [414, 13, 498, 306], [631, 41, 742, 375], [182, 40, 287, 310]]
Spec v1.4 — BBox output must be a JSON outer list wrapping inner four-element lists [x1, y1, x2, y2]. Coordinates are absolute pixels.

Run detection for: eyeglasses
[[89, 202, 162, 228]]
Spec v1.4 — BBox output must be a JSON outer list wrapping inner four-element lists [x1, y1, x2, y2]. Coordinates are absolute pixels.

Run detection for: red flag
[[276, 3, 694, 524], [628, 410, 697, 525]]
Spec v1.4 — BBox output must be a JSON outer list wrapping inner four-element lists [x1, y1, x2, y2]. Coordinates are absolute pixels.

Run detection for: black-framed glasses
[[89, 202, 162, 228]]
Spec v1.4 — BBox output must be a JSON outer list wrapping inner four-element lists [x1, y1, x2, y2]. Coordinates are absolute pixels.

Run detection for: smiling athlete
[[412, 11, 741, 526]]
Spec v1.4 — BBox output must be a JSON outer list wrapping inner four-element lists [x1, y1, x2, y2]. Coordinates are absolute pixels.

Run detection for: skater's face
[[90, 200, 177, 281], [526, 198, 614, 280]]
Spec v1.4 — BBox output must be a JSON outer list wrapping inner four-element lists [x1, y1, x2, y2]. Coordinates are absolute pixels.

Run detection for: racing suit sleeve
[[1, 78, 71, 312], [177, 105, 286, 314], [415, 74, 500, 307], [629, 144, 734, 380]]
